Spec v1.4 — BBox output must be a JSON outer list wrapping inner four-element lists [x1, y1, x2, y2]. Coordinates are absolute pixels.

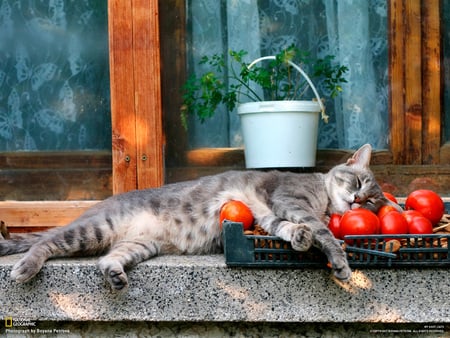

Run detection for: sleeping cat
[[0, 144, 398, 290]]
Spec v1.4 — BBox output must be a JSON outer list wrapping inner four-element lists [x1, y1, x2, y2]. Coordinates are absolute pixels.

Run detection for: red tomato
[[408, 216, 433, 235], [328, 214, 342, 239], [405, 189, 445, 225], [377, 205, 399, 220], [402, 210, 424, 224], [380, 211, 408, 235], [340, 209, 379, 239], [220, 200, 254, 230], [402, 210, 433, 234], [383, 192, 398, 204]]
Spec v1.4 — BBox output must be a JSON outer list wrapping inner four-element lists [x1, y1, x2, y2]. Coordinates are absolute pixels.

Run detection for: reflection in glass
[[186, 0, 388, 149], [0, 0, 111, 151]]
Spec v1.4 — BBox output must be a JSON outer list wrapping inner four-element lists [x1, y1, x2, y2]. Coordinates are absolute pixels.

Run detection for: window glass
[[0, 0, 110, 151], [186, 0, 388, 150], [0, 0, 111, 201]]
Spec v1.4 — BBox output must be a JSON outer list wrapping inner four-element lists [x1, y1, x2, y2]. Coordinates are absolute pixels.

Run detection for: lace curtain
[[0, 0, 110, 151], [186, 0, 388, 150]]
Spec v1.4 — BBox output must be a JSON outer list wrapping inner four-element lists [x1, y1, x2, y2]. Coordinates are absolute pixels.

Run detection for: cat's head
[[325, 144, 402, 215]]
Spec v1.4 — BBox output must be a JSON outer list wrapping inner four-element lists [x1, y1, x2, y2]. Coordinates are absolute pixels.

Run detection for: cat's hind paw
[[98, 258, 129, 291], [290, 224, 313, 252], [106, 269, 129, 291]]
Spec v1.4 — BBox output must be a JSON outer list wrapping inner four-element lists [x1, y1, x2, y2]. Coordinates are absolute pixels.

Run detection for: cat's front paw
[[330, 257, 352, 281], [290, 224, 313, 252], [11, 256, 43, 283]]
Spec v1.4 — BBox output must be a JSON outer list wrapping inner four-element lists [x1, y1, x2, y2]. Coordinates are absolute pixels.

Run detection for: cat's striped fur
[[0, 144, 398, 290]]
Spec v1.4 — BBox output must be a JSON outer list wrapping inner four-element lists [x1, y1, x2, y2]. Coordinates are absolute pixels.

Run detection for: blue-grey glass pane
[[185, 0, 388, 150], [0, 0, 111, 151]]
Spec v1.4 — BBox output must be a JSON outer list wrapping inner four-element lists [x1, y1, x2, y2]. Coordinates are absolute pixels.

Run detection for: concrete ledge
[[0, 254, 449, 323]]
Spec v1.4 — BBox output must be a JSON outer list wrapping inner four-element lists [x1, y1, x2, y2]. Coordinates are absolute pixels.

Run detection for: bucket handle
[[248, 56, 328, 122]]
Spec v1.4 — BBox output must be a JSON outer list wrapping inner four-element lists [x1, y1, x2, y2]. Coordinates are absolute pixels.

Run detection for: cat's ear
[[346, 144, 372, 168]]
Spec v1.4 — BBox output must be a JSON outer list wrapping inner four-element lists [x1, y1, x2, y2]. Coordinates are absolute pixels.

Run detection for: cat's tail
[[1, 220, 115, 258], [0, 231, 45, 256], [0, 205, 115, 257]]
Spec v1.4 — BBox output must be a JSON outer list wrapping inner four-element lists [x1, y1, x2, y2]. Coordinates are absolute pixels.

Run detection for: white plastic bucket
[[238, 55, 324, 168], [238, 100, 321, 168]]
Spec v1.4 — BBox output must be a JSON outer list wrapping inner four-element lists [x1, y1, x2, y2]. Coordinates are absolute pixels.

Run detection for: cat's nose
[[354, 195, 362, 203]]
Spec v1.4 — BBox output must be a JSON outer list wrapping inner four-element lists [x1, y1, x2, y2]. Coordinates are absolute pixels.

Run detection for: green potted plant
[[181, 45, 348, 168]]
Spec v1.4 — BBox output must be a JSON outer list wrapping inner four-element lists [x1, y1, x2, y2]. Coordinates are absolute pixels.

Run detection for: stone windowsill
[[0, 254, 449, 323]]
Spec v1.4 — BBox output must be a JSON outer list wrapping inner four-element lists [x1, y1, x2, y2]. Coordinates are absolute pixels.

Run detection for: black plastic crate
[[343, 233, 450, 267], [222, 221, 450, 268]]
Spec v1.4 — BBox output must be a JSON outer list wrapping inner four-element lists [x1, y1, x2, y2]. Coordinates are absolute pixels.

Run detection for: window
[[0, 0, 111, 201], [2, 0, 164, 231], [161, 0, 450, 196], [185, 0, 389, 150], [2, 0, 448, 232]]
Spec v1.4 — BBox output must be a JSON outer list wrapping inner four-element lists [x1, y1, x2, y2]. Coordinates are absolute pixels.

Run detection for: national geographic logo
[[4, 317, 12, 328], [4, 316, 36, 328], [3, 316, 71, 335]]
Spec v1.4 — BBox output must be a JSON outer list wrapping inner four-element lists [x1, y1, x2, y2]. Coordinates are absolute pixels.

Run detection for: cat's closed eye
[[355, 176, 362, 189]]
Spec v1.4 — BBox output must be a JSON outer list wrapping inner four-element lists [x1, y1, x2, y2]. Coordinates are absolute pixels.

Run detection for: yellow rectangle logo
[[5, 317, 13, 327]]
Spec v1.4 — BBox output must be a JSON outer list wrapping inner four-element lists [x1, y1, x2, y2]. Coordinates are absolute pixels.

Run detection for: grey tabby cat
[[0, 144, 398, 290]]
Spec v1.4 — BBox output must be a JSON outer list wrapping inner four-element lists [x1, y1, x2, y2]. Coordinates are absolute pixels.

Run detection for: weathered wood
[[316, 149, 393, 166], [389, 0, 406, 164], [133, 0, 164, 189], [5, 162, 450, 231], [421, 1, 442, 164], [108, 0, 138, 194], [167, 163, 450, 197], [0, 170, 111, 201], [389, 0, 444, 165], [167, 147, 450, 196], [108, 0, 164, 193], [183, 148, 392, 168], [0, 151, 111, 169], [0, 152, 112, 201], [404, 0, 422, 164], [186, 148, 246, 167], [374, 164, 450, 196], [0, 201, 99, 232]]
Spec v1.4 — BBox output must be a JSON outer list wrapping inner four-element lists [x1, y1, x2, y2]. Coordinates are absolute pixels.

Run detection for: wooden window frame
[[2, 0, 164, 232], [2, 0, 449, 232], [109, 0, 164, 192], [389, 0, 445, 164]]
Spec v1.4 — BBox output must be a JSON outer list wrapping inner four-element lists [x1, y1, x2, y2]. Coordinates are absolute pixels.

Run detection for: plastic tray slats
[[223, 221, 450, 268]]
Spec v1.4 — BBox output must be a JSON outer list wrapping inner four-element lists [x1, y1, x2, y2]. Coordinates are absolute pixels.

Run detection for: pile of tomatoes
[[328, 189, 445, 240], [219, 190, 446, 241]]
